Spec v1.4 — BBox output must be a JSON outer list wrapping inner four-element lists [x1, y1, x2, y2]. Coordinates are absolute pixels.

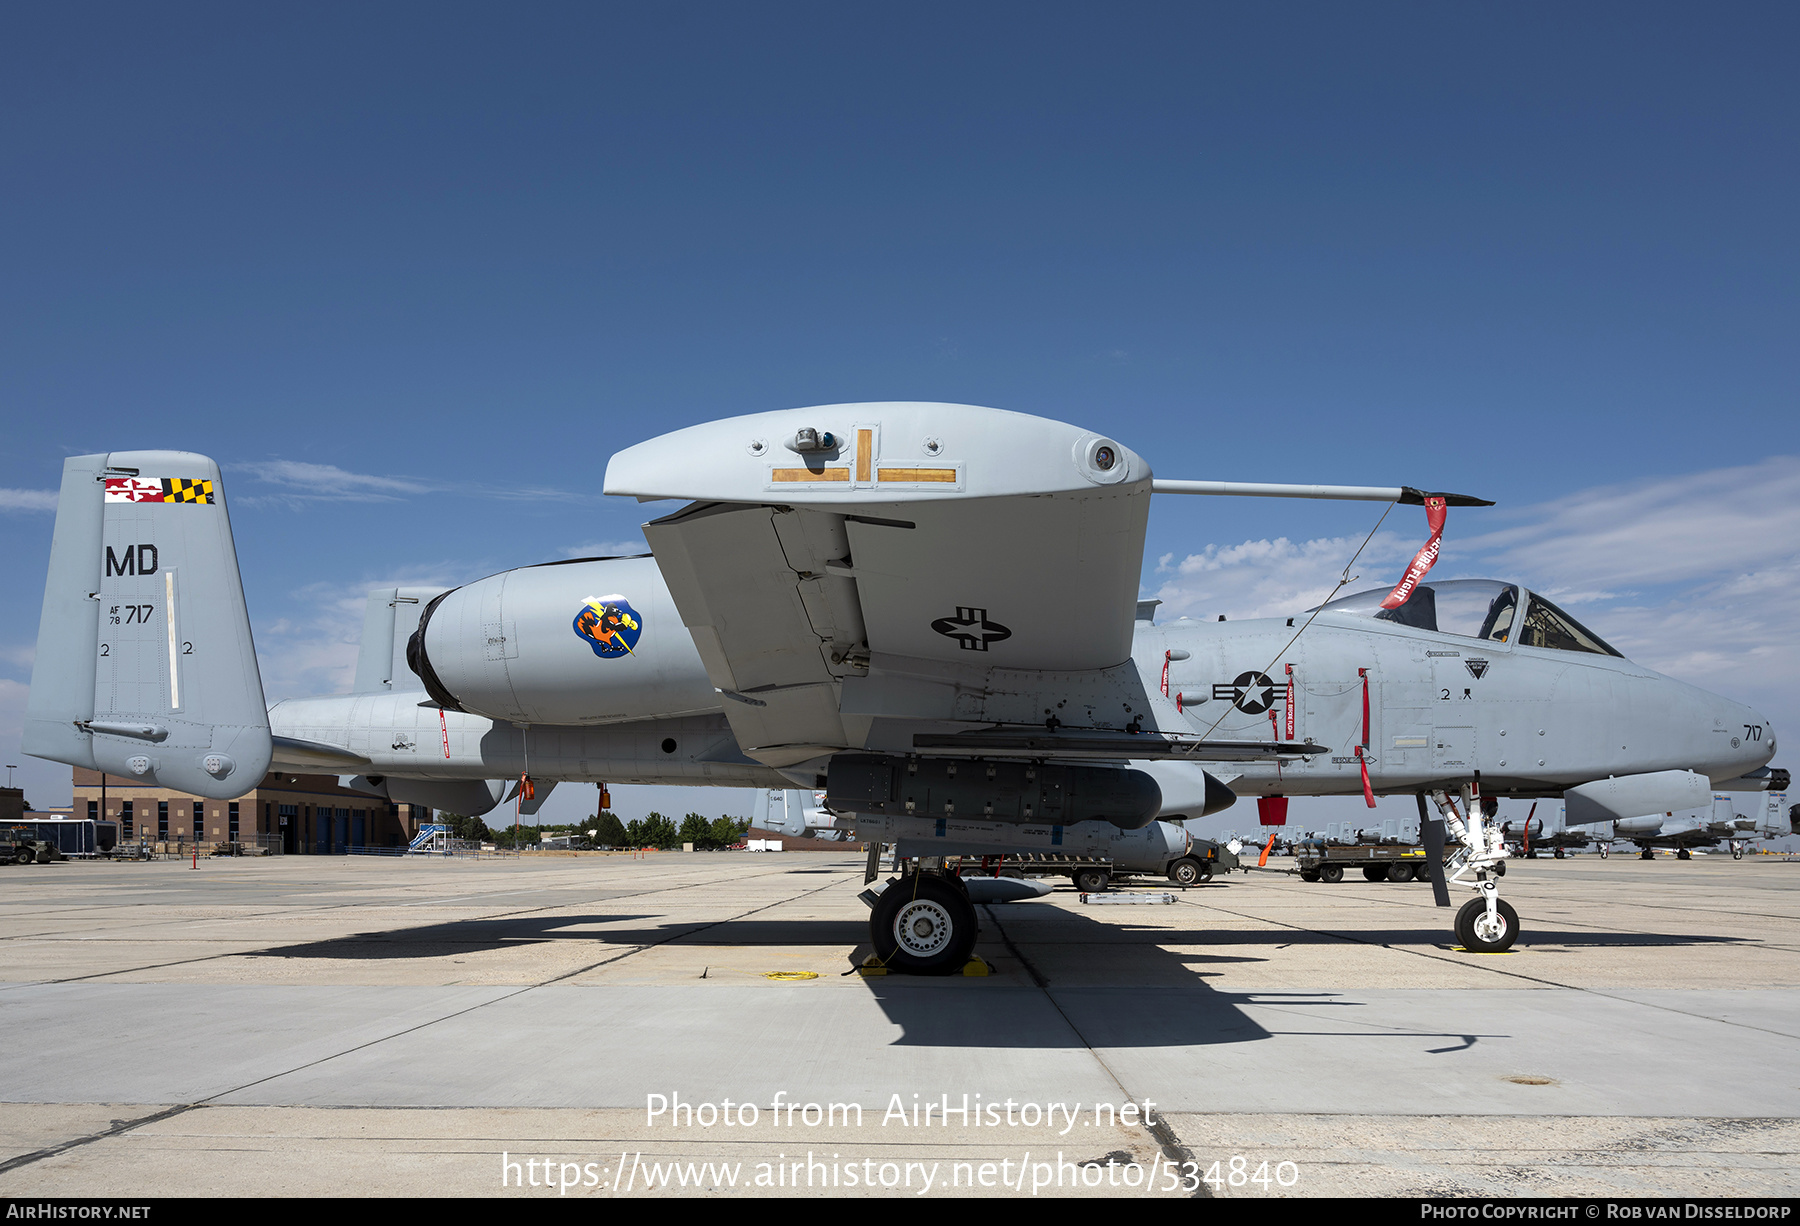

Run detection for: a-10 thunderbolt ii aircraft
[[24, 403, 1784, 972], [1590, 791, 1796, 860]]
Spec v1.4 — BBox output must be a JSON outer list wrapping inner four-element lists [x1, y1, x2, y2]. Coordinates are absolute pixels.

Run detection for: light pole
[[5, 766, 15, 790]]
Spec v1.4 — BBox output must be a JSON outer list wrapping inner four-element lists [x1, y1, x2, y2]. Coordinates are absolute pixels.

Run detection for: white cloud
[[242, 460, 432, 501], [0, 488, 58, 512], [1151, 530, 1412, 621], [1459, 457, 1800, 590], [237, 460, 591, 506], [254, 570, 461, 702], [563, 539, 650, 558]]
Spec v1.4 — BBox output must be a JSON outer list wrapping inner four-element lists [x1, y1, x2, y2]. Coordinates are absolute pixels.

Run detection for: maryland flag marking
[[104, 478, 215, 504]]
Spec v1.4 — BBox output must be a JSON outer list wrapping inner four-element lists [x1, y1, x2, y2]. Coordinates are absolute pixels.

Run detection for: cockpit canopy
[[1314, 579, 1624, 658]]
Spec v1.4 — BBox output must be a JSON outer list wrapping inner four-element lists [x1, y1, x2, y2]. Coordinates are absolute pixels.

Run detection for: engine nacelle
[[406, 556, 719, 725]]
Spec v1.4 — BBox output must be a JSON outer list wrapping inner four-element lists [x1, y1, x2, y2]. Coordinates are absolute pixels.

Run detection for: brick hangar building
[[73, 768, 429, 854]]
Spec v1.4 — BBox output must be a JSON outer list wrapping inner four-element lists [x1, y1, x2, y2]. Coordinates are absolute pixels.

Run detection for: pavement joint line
[[0, 1103, 197, 1176], [980, 902, 1208, 1199], [1172, 894, 1800, 1042]]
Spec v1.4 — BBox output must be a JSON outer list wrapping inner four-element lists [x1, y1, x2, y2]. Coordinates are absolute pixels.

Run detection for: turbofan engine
[[405, 555, 718, 725]]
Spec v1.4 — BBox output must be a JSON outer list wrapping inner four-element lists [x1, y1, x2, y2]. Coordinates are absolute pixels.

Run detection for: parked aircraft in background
[[24, 404, 1782, 971], [1587, 791, 1795, 859]]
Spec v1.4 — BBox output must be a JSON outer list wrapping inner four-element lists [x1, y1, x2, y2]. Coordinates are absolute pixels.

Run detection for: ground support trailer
[[1292, 840, 1450, 884], [959, 840, 1239, 892]]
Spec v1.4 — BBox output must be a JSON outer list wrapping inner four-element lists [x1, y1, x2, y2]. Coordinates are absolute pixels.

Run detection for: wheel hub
[[893, 899, 954, 956], [1472, 910, 1508, 943]]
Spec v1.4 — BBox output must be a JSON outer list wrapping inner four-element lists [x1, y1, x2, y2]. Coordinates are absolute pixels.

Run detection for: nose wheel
[[1455, 891, 1518, 953]]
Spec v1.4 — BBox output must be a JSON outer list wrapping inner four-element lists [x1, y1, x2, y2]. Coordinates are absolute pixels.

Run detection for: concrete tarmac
[[1, 850, 1797, 1198]]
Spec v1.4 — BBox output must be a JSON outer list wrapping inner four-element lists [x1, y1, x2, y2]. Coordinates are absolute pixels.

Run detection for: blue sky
[[2, 3, 1794, 833]]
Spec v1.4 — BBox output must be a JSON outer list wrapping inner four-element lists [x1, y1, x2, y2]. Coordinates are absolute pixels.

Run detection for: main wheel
[[1318, 864, 1344, 884], [1640, 848, 1655, 860], [1073, 867, 1110, 893], [1387, 862, 1415, 883], [870, 875, 979, 976], [1733, 845, 1745, 860], [1553, 847, 1565, 859], [1677, 848, 1691, 860], [1168, 857, 1210, 887], [1455, 897, 1519, 953], [1362, 865, 1390, 882]]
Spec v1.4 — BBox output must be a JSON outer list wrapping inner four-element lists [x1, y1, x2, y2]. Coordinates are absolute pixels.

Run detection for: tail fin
[[24, 452, 270, 799]]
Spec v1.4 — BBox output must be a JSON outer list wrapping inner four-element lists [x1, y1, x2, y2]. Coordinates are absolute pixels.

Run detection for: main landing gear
[[868, 869, 980, 975]]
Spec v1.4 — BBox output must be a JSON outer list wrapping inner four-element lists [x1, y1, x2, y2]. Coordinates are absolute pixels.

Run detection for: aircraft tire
[[1318, 864, 1344, 884], [1640, 849, 1655, 860], [1074, 867, 1110, 893], [871, 874, 978, 976], [1553, 848, 1565, 859], [1733, 847, 1744, 861], [1677, 849, 1691, 860], [1455, 897, 1519, 953]]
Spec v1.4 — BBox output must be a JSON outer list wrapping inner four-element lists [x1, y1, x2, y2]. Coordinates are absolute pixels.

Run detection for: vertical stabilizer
[[24, 452, 271, 799]]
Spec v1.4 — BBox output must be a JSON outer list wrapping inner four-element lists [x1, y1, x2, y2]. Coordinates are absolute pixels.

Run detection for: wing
[[605, 403, 1154, 769]]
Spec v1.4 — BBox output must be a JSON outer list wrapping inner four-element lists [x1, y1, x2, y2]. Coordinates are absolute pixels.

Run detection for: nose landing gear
[[1433, 782, 1521, 953]]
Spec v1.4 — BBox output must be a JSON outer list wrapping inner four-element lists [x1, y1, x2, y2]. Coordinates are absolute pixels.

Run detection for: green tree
[[632, 811, 677, 848], [709, 815, 748, 848], [678, 812, 711, 848], [590, 812, 628, 847]]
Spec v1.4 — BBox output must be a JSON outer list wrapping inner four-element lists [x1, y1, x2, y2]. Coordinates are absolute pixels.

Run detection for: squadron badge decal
[[573, 596, 642, 659]]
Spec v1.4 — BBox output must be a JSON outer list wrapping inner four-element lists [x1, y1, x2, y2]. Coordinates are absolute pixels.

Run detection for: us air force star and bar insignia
[[1211, 670, 1278, 714], [930, 607, 1012, 651], [103, 478, 215, 504]]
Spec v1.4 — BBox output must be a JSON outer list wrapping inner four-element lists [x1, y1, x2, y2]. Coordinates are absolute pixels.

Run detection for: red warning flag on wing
[[1381, 495, 1448, 610]]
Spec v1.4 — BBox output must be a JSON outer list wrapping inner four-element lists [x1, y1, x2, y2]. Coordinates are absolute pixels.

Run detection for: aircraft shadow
[[853, 902, 1280, 1049], [244, 913, 664, 958]]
